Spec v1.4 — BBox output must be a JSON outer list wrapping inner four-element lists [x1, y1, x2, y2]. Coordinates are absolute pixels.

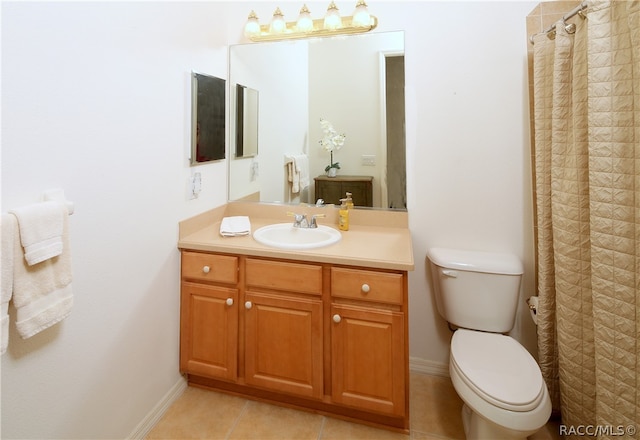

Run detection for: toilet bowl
[[427, 248, 552, 440], [449, 329, 552, 439]]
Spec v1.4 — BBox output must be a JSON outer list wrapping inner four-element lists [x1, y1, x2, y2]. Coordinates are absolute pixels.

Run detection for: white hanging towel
[[1, 214, 15, 354], [9, 201, 65, 266], [287, 154, 309, 194], [294, 154, 310, 192], [11, 209, 73, 339], [219, 216, 251, 237], [286, 161, 297, 193]]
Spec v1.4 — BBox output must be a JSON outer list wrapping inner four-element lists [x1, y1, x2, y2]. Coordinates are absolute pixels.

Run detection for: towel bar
[[42, 188, 74, 215]]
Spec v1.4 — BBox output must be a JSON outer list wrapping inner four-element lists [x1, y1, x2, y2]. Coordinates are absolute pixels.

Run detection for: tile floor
[[146, 372, 562, 440]]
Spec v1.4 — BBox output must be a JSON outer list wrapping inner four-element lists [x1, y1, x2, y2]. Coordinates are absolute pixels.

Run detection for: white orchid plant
[[319, 118, 346, 172]]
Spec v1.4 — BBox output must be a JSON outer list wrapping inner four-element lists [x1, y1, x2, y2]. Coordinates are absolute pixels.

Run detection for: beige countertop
[[178, 202, 414, 271]]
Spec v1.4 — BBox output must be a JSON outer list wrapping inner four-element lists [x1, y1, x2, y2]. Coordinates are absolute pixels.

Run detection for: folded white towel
[[10, 201, 66, 266], [1, 214, 15, 354], [12, 212, 73, 339], [220, 216, 251, 237]]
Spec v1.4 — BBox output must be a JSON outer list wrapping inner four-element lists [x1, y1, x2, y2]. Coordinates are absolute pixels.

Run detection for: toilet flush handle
[[442, 269, 458, 278]]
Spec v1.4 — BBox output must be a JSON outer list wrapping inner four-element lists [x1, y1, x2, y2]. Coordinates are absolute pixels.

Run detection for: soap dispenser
[[345, 192, 354, 210], [338, 198, 350, 231]]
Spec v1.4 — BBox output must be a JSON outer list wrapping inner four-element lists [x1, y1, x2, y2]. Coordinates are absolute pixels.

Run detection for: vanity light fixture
[[244, 10, 261, 39], [269, 7, 286, 34], [243, 1, 377, 42], [296, 4, 314, 32], [323, 1, 341, 30], [352, 0, 372, 27]]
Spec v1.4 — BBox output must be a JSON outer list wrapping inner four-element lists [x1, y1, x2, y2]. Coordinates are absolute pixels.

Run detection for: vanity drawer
[[331, 267, 403, 305], [182, 251, 238, 284], [246, 258, 322, 296]]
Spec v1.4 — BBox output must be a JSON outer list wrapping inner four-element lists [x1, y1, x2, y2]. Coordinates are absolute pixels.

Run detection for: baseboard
[[128, 376, 188, 440], [409, 357, 449, 377]]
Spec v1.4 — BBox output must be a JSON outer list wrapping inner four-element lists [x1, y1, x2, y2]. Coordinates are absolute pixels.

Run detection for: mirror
[[228, 31, 406, 209], [235, 84, 259, 158], [191, 72, 226, 164]]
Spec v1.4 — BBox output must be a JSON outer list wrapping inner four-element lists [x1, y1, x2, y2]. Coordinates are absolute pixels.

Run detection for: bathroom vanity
[[177, 202, 414, 432]]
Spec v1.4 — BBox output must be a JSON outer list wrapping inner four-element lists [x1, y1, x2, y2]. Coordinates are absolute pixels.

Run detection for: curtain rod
[[529, 1, 589, 44]]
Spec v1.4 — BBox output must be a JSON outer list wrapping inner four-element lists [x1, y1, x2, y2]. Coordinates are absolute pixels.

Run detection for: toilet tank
[[427, 248, 524, 333]]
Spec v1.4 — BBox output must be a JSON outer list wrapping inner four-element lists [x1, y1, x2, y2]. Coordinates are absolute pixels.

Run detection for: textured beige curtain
[[532, 1, 639, 438]]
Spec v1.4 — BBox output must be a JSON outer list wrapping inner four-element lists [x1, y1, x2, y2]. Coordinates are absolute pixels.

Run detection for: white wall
[[1, 2, 247, 438], [1, 1, 538, 438], [229, 41, 309, 203], [392, 0, 539, 370], [308, 31, 404, 207]]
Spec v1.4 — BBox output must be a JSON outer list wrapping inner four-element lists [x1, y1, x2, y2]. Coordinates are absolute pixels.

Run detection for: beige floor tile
[[410, 373, 465, 440], [146, 387, 246, 439], [227, 399, 324, 440], [147, 373, 561, 440], [320, 417, 409, 440]]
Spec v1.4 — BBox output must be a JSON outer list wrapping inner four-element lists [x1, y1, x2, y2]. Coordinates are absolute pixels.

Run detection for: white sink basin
[[253, 223, 342, 250]]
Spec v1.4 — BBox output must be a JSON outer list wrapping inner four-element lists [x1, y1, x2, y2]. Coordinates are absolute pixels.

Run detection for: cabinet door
[[244, 292, 323, 399], [331, 304, 405, 416], [341, 182, 370, 207], [316, 180, 343, 206], [180, 282, 238, 381]]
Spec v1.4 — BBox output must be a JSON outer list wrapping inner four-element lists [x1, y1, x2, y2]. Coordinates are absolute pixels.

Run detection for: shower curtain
[[532, 1, 639, 438]]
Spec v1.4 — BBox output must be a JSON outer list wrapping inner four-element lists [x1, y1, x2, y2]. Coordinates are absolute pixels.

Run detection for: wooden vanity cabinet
[[244, 258, 324, 399], [180, 252, 239, 381], [330, 267, 407, 417], [179, 251, 409, 432]]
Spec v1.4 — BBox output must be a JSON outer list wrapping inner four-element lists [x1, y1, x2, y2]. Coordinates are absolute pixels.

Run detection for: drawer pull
[[361, 283, 370, 293], [332, 314, 342, 323], [226, 298, 234, 306], [245, 301, 253, 310], [202, 265, 211, 274]]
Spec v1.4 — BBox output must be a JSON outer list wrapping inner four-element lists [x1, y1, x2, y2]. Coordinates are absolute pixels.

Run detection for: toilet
[[427, 247, 552, 440]]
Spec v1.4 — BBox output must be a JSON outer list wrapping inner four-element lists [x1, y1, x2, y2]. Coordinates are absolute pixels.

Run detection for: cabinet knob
[[332, 314, 342, 323], [361, 283, 370, 293], [226, 298, 234, 306], [245, 301, 253, 310], [202, 266, 211, 274]]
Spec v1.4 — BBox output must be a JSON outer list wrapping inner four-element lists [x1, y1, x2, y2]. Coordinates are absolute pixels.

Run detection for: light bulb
[[269, 7, 286, 34], [324, 1, 341, 30], [296, 4, 313, 32], [352, 0, 371, 27], [244, 10, 260, 38]]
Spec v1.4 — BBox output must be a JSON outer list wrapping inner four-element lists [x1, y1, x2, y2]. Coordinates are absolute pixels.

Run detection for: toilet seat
[[451, 329, 544, 412]]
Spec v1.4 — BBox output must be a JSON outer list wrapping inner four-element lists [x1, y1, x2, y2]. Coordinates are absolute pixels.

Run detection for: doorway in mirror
[[385, 55, 406, 209]]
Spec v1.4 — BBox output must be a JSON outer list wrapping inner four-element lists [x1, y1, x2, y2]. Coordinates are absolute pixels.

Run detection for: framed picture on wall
[[235, 83, 259, 158], [191, 72, 225, 164]]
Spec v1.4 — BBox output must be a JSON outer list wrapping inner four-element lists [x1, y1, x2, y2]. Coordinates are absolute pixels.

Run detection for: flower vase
[[327, 168, 338, 178]]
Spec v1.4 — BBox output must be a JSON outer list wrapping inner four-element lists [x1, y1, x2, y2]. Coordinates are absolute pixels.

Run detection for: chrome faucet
[[292, 213, 309, 228], [288, 212, 325, 228], [309, 214, 325, 228]]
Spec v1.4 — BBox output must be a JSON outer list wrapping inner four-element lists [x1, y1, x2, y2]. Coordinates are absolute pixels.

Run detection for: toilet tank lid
[[427, 248, 523, 275]]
